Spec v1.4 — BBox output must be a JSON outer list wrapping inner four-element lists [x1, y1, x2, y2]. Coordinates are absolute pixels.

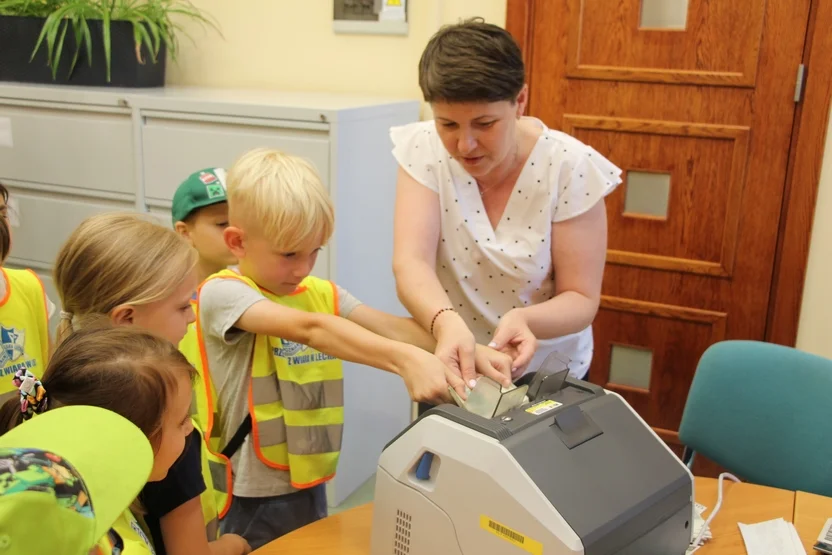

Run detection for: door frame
[[506, 0, 832, 348]]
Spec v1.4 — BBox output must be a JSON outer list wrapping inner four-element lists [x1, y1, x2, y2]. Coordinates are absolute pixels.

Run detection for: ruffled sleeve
[[550, 137, 622, 223], [390, 121, 440, 193]]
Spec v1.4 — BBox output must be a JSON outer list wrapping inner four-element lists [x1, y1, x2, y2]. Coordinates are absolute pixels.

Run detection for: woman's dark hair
[[418, 18, 525, 103]]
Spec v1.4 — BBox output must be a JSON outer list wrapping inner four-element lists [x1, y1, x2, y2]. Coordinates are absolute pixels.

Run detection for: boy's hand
[[397, 345, 463, 404], [210, 534, 251, 555], [473, 345, 513, 388]]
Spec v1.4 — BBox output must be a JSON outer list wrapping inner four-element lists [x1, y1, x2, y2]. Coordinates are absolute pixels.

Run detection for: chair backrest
[[679, 340, 832, 496]]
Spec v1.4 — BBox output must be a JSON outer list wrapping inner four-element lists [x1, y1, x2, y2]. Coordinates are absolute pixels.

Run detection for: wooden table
[[694, 479, 793, 554], [254, 477, 831, 554]]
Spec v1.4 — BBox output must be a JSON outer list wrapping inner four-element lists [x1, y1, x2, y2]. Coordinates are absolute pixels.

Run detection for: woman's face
[[431, 87, 527, 179]]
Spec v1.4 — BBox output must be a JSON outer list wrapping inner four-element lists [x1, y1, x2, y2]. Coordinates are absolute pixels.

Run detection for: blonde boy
[[197, 149, 511, 548]]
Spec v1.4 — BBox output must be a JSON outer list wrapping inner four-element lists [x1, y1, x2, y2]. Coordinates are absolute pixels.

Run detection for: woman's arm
[[392, 167, 480, 387], [345, 304, 512, 387], [491, 200, 607, 371], [522, 199, 607, 337]]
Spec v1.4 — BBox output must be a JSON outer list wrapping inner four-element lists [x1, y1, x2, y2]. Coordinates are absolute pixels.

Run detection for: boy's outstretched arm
[[345, 305, 513, 388], [235, 300, 457, 403]]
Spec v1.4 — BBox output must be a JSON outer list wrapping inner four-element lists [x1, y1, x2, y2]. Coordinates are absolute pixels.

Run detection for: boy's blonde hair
[[54, 213, 198, 342], [226, 148, 335, 251]]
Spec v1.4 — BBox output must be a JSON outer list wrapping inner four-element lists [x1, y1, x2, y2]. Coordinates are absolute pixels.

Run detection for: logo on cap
[[198, 172, 218, 185]]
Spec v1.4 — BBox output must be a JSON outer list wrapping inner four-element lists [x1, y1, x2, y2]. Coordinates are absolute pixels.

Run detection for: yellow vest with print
[[179, 302, 231, 525], [0, 268, 49, 405], [93, 509, 156, 554], [195, 269, 344, 490]]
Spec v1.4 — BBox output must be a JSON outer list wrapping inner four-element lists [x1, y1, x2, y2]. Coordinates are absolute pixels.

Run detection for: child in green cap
[[172, 168, 237, 284]]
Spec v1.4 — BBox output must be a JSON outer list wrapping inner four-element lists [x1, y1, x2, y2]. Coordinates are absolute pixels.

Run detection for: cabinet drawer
[[6, 187, 136, 268], [142, 116, 330, 203], [0, 105, 135, 196]]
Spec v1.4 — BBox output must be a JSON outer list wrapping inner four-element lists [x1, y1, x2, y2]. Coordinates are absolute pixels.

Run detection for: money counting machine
[[371, 359, 695, 555]]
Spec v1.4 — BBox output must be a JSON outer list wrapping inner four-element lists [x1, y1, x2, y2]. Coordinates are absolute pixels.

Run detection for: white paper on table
[[738, 518, 807, 555]]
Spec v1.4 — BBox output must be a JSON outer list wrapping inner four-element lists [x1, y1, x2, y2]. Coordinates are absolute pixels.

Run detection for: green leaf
[[29, 17, 52, 63], [102, 7, 111, 82], [81, 16, 93, 67], [44, 11, 65, 66], [51, 18, 69, 79], [133, 20, 157, 63], [143, 18, 162, 53], [68, 17, 83, 77]]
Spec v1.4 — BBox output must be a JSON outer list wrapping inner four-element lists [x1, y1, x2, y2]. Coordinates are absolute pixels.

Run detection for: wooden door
[[508, 0, 811, 453]]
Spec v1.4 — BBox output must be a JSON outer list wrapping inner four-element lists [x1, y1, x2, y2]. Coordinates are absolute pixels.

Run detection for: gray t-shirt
[[199, 277, 362, 498]]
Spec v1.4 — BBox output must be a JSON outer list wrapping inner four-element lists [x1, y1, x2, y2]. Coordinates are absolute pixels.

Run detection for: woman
[[392, 19, 621, 389]]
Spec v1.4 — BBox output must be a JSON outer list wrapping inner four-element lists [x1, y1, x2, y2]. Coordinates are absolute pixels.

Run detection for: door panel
[[513, 0, 811, 448], [565, 0, 767, 85]]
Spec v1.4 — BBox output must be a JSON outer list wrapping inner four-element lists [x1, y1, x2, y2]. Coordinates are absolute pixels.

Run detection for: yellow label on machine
[[480, 515, 543, 555], [526, 400, 562, 416]]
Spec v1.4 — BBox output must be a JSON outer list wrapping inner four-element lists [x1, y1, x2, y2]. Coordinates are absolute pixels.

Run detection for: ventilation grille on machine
[[394, 509, 412, 555]]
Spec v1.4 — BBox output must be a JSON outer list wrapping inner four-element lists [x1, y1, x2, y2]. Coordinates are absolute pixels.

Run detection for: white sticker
[[525, 400, 562, 416], [0, 118, 12, 148], [379, 0, 406, 21]]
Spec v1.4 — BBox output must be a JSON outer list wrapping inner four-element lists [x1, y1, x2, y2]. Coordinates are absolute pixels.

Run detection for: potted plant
[[0, 0, 218, 87]]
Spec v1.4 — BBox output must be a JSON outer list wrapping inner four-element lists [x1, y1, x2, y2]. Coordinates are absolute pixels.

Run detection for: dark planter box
[[0, 15, 166, 87]]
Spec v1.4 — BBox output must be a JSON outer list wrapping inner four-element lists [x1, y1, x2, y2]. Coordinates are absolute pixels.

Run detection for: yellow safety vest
[[195, 269, 344, 490], [179, 300, 232, 522], [93, 509, 156, 554], [0, 268, 49, 405]]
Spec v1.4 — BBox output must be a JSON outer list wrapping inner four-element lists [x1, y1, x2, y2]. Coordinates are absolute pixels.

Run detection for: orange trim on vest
[[0, 268, 12, 306], [26, 270, 50, 363], [291, 472, 335, 490], [194, 277, 234, 518]]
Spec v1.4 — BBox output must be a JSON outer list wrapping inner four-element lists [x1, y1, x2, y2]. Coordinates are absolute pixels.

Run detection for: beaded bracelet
[[429, 307, 456, 337]]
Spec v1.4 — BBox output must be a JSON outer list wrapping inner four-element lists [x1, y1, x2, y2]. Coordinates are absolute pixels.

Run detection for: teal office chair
[[678, 340, 832, 496]]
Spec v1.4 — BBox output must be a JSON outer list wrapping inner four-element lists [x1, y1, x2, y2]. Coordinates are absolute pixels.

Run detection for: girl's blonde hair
[[226, 148, 335, 252], [0, 324, 196, 445], [54, 213, 197, 343]]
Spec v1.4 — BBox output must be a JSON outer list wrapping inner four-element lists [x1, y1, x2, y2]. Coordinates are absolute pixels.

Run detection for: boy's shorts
[[219, 484, 327, 549]]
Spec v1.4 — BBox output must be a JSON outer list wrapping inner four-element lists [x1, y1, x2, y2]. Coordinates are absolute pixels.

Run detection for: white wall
[[168, 0, 505, 111], [796, 105, 832, 358]]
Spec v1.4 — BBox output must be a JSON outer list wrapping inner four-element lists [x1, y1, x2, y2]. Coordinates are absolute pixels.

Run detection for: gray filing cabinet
[[0, 83, 420, 507]]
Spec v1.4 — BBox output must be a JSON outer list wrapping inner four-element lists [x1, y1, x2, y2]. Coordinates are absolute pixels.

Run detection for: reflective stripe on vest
[[197, 269, 344, 490], [0, 268, 50, 391]]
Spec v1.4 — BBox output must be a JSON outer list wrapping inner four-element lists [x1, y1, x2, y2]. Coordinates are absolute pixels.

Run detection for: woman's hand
[[432, 311, 479, 389], [491, 309, 538, 378], [396, 344, 463, 403], [473, 344, 513, 387]]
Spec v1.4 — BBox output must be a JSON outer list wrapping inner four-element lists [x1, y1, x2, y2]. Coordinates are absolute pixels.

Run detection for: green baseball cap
[[0, 405, 154, 555], [171, 168, 229, 224]]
